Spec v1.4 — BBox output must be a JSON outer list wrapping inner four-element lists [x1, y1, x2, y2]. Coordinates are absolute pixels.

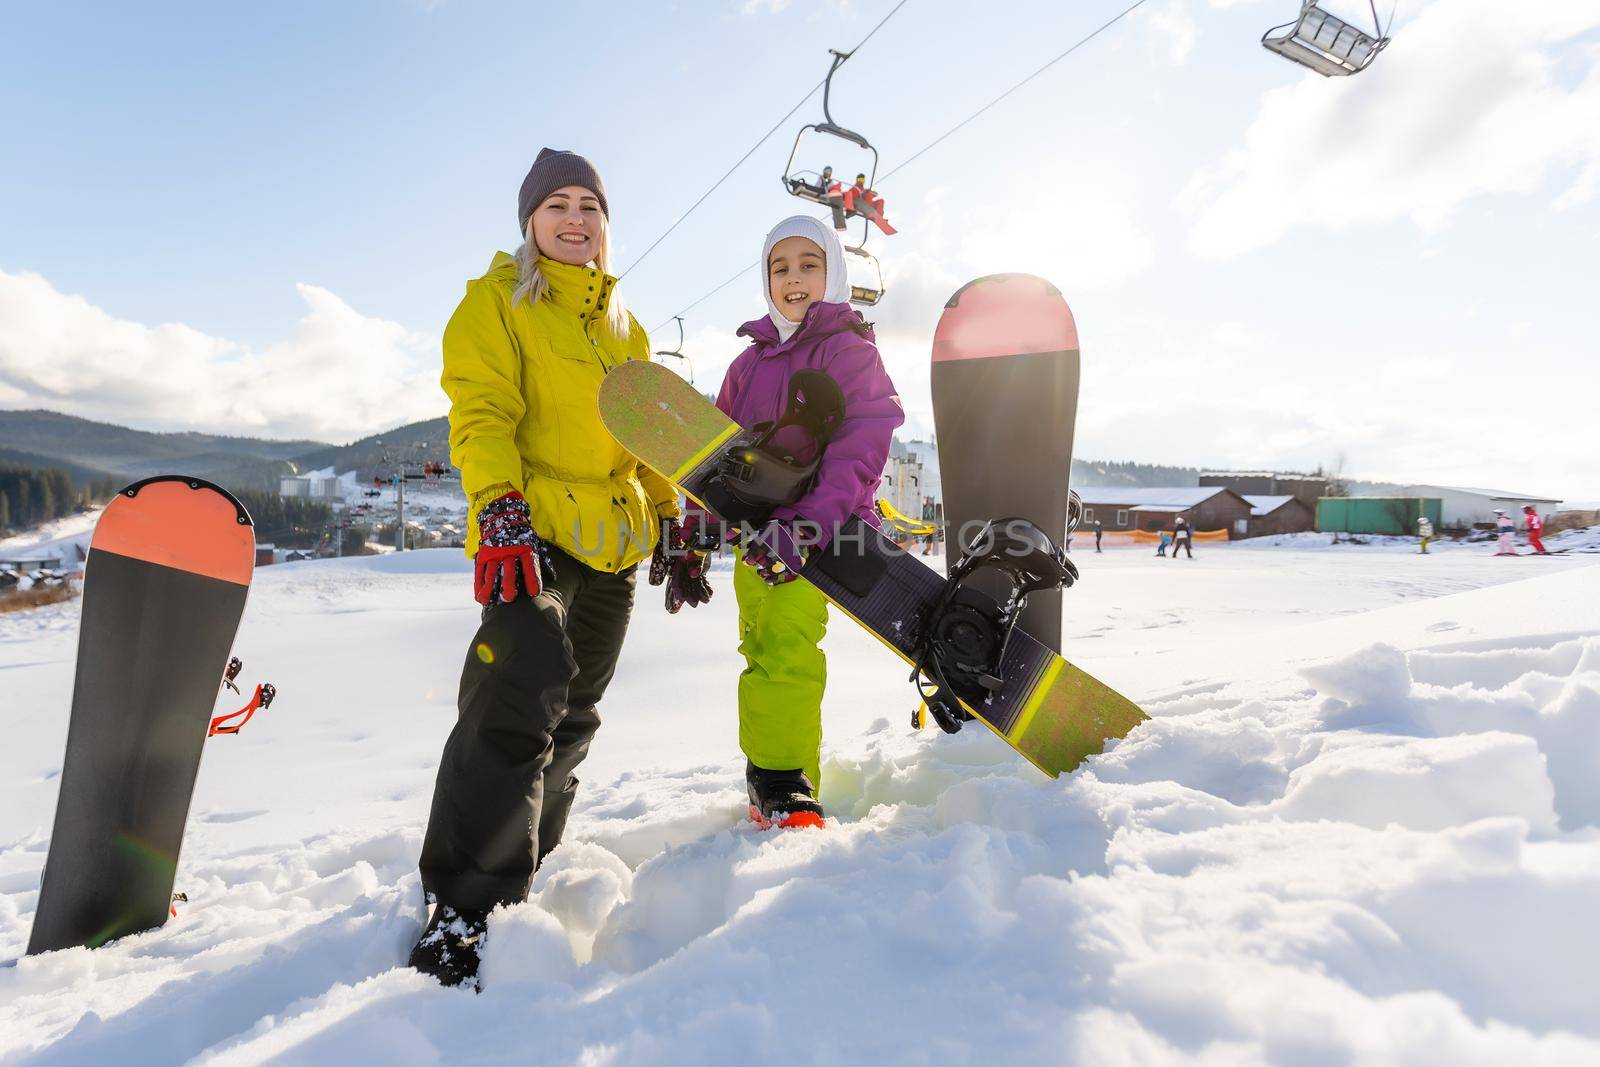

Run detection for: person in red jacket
[[1523, 505, 1549, 554]]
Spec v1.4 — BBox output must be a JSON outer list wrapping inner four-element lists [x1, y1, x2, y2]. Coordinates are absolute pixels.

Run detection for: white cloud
[[958, 166, 1157, 294], [1182, 0, 1600, 259], [0, 270, 444, 444], [740, 0, 852, 14], [1144, 0, 1199, 66]]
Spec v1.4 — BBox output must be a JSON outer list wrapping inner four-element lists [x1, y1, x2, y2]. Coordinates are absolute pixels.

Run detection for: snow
[[0, 511, 100, 572], [1241, 494, 1294, 516], [2, 536, 1599, 1064], [1078, 487, 1233, 509]]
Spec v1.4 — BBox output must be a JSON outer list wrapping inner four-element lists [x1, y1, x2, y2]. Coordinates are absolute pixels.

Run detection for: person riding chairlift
[[822, 170, 896, 235], [842, 173, 895, 235]]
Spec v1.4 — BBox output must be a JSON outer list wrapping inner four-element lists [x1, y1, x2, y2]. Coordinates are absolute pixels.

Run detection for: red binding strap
[[209, 683, 276, 736]]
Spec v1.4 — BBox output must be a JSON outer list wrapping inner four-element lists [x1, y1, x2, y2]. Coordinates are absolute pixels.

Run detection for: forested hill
[[0, 410, 328, 491], [1073, 459, 1202, 488], [0, 409, 455, 491], [290, 418, 450, 480]]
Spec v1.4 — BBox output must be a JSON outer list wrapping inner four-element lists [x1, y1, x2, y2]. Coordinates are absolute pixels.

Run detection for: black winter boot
[[409, 903, 489, 990], [746, 761, 826, 829]]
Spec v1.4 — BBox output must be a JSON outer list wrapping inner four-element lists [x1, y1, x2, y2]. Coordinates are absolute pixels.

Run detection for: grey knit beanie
[[517, 148, 609, 235]]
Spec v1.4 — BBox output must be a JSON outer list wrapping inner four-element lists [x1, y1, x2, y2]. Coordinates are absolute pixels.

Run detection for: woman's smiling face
[[768, 236, 826, 323], [532, 185, 603, 265]]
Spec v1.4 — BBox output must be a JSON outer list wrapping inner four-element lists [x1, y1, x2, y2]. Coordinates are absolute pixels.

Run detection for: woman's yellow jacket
[[441, 252, 679, 573]]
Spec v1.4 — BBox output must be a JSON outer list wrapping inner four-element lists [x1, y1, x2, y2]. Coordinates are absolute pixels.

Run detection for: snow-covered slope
[[1, 544, 1597, 1065], [0, 511, 100, 573]]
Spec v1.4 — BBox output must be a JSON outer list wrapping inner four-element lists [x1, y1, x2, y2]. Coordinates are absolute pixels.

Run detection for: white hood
[[762, 214, 850, 342]]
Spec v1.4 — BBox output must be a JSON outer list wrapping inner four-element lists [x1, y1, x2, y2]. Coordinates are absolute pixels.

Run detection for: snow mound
[[6, 630, 1600, 1063]]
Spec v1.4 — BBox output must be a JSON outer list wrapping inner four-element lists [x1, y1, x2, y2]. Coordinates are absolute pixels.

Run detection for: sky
[[1, 0, 1597, 498]]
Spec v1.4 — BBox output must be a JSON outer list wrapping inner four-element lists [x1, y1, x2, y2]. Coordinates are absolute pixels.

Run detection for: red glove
[[473, 492, 546, 605]]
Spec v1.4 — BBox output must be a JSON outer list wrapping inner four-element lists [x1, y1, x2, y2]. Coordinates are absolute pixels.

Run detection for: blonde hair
[[514, 214, 631, 340]]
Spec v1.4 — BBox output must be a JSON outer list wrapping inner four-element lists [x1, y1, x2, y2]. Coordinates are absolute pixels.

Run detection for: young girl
[[653, 214, 903, 827]]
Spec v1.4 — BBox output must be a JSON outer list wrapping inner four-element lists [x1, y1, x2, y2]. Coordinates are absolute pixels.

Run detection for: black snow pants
[[418, 545, 636, 911]]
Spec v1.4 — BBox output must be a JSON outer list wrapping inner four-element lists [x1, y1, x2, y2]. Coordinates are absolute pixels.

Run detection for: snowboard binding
[[702, 370, 846, 528], [222, 655, 244, 694], [910, 519, 1078, 733], [211, 658, 277, 737]]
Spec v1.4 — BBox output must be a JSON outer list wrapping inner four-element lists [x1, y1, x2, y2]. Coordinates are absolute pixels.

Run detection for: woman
[[409, 149, 680, 988]]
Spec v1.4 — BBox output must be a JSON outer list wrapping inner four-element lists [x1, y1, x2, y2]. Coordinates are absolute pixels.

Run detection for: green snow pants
[[734, 552, 830, 792]]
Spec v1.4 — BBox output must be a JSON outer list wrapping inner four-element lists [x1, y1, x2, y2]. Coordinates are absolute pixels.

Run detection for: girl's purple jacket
[[712, 301, 904, 545]]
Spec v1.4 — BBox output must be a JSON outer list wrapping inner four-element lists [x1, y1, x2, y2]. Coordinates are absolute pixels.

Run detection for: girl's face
[[532, 185, 603, 266], [768, 236, 826, 323]]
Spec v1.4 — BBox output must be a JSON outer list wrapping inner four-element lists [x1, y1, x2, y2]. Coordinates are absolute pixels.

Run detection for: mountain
[[0, 444, 120, 487], [0, 408, 454, 491], [0, 410, 331, 491], [289, 417, 450, 481]]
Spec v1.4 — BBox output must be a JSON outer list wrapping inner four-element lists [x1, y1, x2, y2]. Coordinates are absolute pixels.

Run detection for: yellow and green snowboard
[[598, 359, 1146, 778]]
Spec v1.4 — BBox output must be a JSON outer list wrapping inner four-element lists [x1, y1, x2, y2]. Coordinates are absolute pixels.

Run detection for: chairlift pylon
[[652, 315, 695, 384], [1262, 1, 1392, 77]]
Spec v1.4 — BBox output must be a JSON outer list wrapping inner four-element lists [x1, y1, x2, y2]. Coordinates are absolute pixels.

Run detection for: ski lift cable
[[647, 0, 1152, 331], [652, 259, 760, 334], [878, 0, 1153, 185], [619, 0, 913, 283]]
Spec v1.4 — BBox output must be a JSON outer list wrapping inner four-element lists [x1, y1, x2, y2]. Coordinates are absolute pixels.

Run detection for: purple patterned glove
[[650, 516, 716, 613], [743, 519, 808, 586]]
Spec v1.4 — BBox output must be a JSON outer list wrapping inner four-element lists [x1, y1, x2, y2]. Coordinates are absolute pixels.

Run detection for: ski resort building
[[279, 475, 344, 500], [1243, 495, 1316, 537], [1398, 485, 1564, 528], [881, 439, 941, 524], [1201, 471, 1329, 508], [1077, 487, 1254, 537], [1316, 497, 1442, 537]]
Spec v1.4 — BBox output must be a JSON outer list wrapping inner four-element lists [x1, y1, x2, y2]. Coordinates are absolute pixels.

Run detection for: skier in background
[[1493, 509, 1517, 555], [653, 214, 903, 829], [1523, 504, 1549, 554], [1417, 514, 1434, 554], [410, 150, 681, 989], [1171, 516, 1194, 559], [1094, 519, 1103, 552], [1156, 529, 1171, 557]]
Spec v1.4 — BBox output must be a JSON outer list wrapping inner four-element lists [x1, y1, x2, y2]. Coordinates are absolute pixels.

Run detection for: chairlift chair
[[782, 50, 880, 214], [652, 315, 695, 384], [844, 242, 885, 307], [1262, 1, 1391, 77]]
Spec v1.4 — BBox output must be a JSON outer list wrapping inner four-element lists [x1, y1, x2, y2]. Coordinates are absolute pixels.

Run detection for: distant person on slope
[[1417, 514, 1434, 554], [1522, 505, 1549, 555], [651, 214, 903, 829], [1493, 509, 1517, 556], [409, 150, 680, 990], [1172, 517, 1194, 560], [1156, 529, 1171, 557], [1094, 519, 1103, 552]]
